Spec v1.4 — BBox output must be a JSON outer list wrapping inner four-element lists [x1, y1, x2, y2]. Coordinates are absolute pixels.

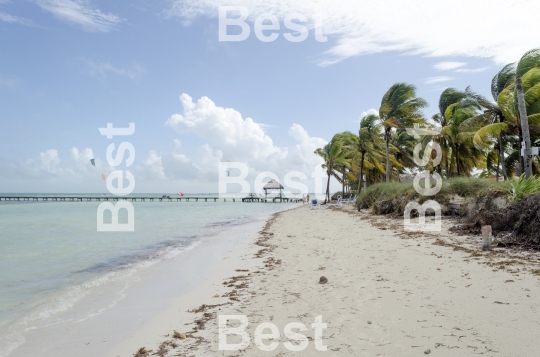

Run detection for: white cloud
[[70, 146, 93, 162], [68, 147, 95, 174], [37, 149, 62, 174], [164, 94, 327, 190], [167, 0, 540, 66], [84, 59, 145, 80], [0, 11, 35, 26], [137, 150, 167, 180], [166, 94, 286, 166], [358, 109, 378, 122], [434, 61, 466, 71], [0, 147, 108, 180], [434, 62, 489, 74], [36, 0, 123, 32], [424, 76, 453, 84]]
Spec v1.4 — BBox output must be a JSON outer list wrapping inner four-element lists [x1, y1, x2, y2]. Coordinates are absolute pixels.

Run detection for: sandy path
[[126, 205, 540, 357]]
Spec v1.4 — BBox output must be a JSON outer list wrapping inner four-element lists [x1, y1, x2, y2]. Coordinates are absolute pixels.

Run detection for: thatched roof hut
[[263, 179, 284, 198]]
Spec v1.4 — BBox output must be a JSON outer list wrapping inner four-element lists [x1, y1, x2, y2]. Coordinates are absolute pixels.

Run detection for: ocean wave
[[0, 238, 202, 357]]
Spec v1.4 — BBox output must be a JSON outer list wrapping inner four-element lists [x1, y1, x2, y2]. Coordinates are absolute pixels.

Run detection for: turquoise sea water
[[0, 196, 290, 356]]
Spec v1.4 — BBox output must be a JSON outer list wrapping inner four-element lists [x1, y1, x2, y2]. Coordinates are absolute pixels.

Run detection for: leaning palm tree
[[494, 54, 540, 176], [480, 49, 540, 177], [332, 131, 356, 196], [379, 83, 427, 182], [314, 136, 348, 202], [441, 100, 484, 176], [432, 88, 469, 176], [515, 49, 540, 177], [391, 129, 419, 172], [463, 87, 508, 180], [347, 114, 386, 194]]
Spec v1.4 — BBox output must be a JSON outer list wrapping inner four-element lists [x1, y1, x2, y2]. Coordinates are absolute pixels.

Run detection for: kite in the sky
[[90, 159, 95, 166], [102, 174, 106, 180], [178, 192, 185, 197]]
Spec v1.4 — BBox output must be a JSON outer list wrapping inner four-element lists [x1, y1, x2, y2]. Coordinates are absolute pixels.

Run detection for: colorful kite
[[90, 159, 95, 166], [102, 174, 106, 180]]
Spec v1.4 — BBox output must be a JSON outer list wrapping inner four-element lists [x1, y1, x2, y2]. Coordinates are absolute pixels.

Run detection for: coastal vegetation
[[315, 48, 540, 204]]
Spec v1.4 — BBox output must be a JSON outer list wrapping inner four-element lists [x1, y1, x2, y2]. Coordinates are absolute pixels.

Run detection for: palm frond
[[473, 122, 508, 149]]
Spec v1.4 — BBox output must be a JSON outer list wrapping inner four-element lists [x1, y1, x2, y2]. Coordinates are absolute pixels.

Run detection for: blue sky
[[1, 0, 539, 193]]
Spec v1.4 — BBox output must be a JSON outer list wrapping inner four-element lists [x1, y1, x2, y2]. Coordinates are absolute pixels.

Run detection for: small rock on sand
[[424, 349, 431, 354], [319, 276, 328, 284]]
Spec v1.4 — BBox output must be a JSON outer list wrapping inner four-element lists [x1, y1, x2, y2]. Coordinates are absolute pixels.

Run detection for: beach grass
[[357, 177, 507, 213]]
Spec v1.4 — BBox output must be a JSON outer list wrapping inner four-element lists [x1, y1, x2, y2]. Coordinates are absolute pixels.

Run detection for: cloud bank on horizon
[[167, 0, 540, 66], [0, 94, 328, 192]]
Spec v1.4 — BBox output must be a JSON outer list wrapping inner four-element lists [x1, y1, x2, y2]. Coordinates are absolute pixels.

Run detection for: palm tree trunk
[[516, 75, 533, 178], [495, 147, 500, 182], [325, 172, 331, 203], [498, 134, 507, 180], [445, 148, 450, 178], [385, 128, 391, 183], [357, 152, 366, 194], [341, 168, 345, 197], [432, 137, 441, 174], [518, 128, 524, 175], [455, 144, 461, 176]]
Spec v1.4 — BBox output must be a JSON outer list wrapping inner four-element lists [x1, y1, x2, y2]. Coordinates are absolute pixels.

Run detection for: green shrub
[[447, 177, 505, 197], [357, 177, 506, 213], [506, 174, 540, 201]]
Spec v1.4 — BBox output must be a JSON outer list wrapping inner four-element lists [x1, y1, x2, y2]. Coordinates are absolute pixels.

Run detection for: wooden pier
[[0, 196, 303, 203]]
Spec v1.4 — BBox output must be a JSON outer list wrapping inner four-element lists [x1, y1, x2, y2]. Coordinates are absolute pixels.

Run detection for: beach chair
[[341, 195, 357, 204], [310, 199, 320, 209]]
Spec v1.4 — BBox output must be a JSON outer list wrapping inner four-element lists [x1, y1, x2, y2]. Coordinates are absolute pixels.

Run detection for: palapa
[[263, 179, 284, 198]]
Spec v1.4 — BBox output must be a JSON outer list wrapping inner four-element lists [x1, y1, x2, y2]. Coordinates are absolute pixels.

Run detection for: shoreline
[[116, 204, 540, 356], [106, 211, 285, 357], [5, 204, 297, 357]]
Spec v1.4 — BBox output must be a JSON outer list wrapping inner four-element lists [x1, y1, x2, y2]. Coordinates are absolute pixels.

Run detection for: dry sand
[[112, 205, 540, 357]]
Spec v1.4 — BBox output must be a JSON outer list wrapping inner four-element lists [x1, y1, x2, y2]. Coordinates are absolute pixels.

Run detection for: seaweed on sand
[[453, 192, 540, 249], [133, 347, 152, 357]]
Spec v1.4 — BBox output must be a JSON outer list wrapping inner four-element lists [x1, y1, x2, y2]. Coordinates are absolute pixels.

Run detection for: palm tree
[[515, 49, 540, 178], [441, 99, 484, 176], [347, 114, 385, 194], [432, 88, 469, 177], [332, 131, 356, 196], [379, 83, 427, 182], [463, 87, 508, 180], [491, 51, 540, 177], [314, 135, 348, 202], [390, 129, 418, 176]]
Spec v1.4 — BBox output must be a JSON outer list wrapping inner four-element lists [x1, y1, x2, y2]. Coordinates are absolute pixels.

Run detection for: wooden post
[[482, 226, 492, 251]]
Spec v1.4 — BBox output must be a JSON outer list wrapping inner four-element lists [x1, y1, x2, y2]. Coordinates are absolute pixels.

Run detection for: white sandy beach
[[103, 204, 540, 357]]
